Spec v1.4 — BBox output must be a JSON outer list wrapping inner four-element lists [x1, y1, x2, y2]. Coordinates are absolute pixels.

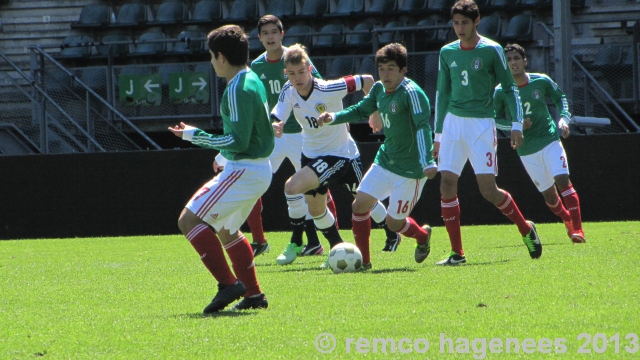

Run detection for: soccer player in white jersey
[[318, 43, 437, 268], [169, 26, 272, 313], [433, 0, 542, 265], [272, 44, 390, 268], [247, 15, 340, 259], [494, 43, 585, 243]]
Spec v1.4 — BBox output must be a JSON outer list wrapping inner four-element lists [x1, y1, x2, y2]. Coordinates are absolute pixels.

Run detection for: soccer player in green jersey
[[247, 15, 338, 260], [168, 25, 273, 313], [494, 43, 585, 243], [318, 43, 437, 268], [433, 0, 542, 265]]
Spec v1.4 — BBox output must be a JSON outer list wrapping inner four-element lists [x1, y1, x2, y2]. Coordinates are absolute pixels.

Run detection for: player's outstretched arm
[[168, 122, 196, 138], [360, 75, 375, 95], [318, 112, 335, 127]]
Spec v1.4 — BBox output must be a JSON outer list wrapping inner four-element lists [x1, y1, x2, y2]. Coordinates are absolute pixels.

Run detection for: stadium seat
[[149, 1, 188, 26], [71, 4, 114, 29], [225, 0, 259, 24], [96, 33, 131, 58], [170, 30, 205, 54], [394, 0, 427, 15], [477, 15, 502, 40], [428, 0, 456, 13], [502, 14, 533, 42], [184, 0, 223, 25], [377, 21, 405, 47], [56, 35, 92, 59], [297, 0, 329, 19], [313, 23, 345, 48], [324, 0, 364, 18], [248, 28, 263, 53], [490, 0, 522, 9], [264, 0, 297, 20], [112, 3, 149, 27], [366, 0, 397, 16], [345, 22, 374, 50], [133, 31, 167, 56], [358, 55, 377, 79], [417, 19, 440, 44], [326, 57, 355, 79], [522, 0, 552, 8], [283, 25, 313, 48]]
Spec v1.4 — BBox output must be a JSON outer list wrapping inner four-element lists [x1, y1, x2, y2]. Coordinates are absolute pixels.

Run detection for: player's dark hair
[[283, 43, 310, 66], [375, 43, 407, 70], [504, 43, 526, 59], [207, 25, 248, 66], [451, 0, 480, 22], [257, 14, 283, 33]]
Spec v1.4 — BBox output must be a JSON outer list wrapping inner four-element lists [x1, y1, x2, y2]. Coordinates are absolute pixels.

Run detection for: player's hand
[[168, 122, 188, 138], [511, 130, 524, 149], [559, 117, 570, 138], [523, 118, 532, 130], [369, 111, 383, 133], [432, 142, 440, 159], [213, 160, 224, 173], [423, 167, 437, 179], [273, 121, 284, 138], [318, 112, 334, 127]]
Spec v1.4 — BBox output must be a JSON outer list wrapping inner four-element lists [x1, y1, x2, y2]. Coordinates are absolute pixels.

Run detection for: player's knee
[[351, 200, 368, 214]]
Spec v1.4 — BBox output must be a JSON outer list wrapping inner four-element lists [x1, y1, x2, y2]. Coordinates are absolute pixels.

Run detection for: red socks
[[546, 196, 572, 223], [186, 224, 236, 286], [326, 190, 339, 229], [441, 197, 464, 255], [352, 212, 371, 264], [399, 217, 430, 245], [560, 185, 583, 232], [224, 235, 262, 297], [246, 198, 266, 244], [496, 192, 530, 237]]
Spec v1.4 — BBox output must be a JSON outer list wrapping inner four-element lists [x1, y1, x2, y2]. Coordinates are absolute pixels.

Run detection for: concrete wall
[[1, 134, 638, 240]]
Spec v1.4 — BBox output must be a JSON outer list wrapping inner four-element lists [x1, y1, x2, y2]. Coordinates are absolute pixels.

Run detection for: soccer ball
[[328, 242, 363, 274]]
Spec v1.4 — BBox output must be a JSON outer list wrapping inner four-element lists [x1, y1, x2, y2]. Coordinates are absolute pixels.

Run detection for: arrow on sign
[[144, 79, 160, 92], [192, 77, 207, 91]]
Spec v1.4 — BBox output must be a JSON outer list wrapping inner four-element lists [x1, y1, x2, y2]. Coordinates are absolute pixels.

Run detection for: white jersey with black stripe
[[272, 77, 361, 159]]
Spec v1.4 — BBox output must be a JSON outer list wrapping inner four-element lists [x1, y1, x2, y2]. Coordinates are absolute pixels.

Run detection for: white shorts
[[357, 163, 428, 220], [520, 141, 570, 192], [438, 114, 497, 176], [270, 132, 303, 173], [186, 159, 272, 234]]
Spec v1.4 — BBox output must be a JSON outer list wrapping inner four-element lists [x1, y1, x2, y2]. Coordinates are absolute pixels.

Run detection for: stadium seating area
[[50, 0, 564, 64]]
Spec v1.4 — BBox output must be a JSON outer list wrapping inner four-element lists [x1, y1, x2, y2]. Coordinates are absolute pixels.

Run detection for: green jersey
[[185, 68, 274, 160], [435, 37, 523, 134], [494, 73, 572, 156], [331, 79, 435, 179], [250, 48, 321, 134]]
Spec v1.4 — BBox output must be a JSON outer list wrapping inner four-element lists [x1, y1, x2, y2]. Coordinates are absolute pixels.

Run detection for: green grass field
[[1, 221, 639, 359]]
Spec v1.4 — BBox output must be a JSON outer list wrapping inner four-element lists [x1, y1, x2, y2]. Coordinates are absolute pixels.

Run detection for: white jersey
[[272, 77, 362, 159]]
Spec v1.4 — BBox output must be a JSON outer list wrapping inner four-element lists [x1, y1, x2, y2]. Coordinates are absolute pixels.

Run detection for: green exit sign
[[118, 74, 162, 106], [169, 72, 209, 105]]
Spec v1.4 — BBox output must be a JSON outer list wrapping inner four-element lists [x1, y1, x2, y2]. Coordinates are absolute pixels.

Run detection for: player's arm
[[270, 81, 295, 136], [493, 47, 524, 149], [168, 121, 247, 151], [545, 75, 573, 138], [320, 82, 381, 126], [434, 51, 451, 138], [409, 89, 437, 179], [309, 59, 322, 79], [493, 87, 513, 131]]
